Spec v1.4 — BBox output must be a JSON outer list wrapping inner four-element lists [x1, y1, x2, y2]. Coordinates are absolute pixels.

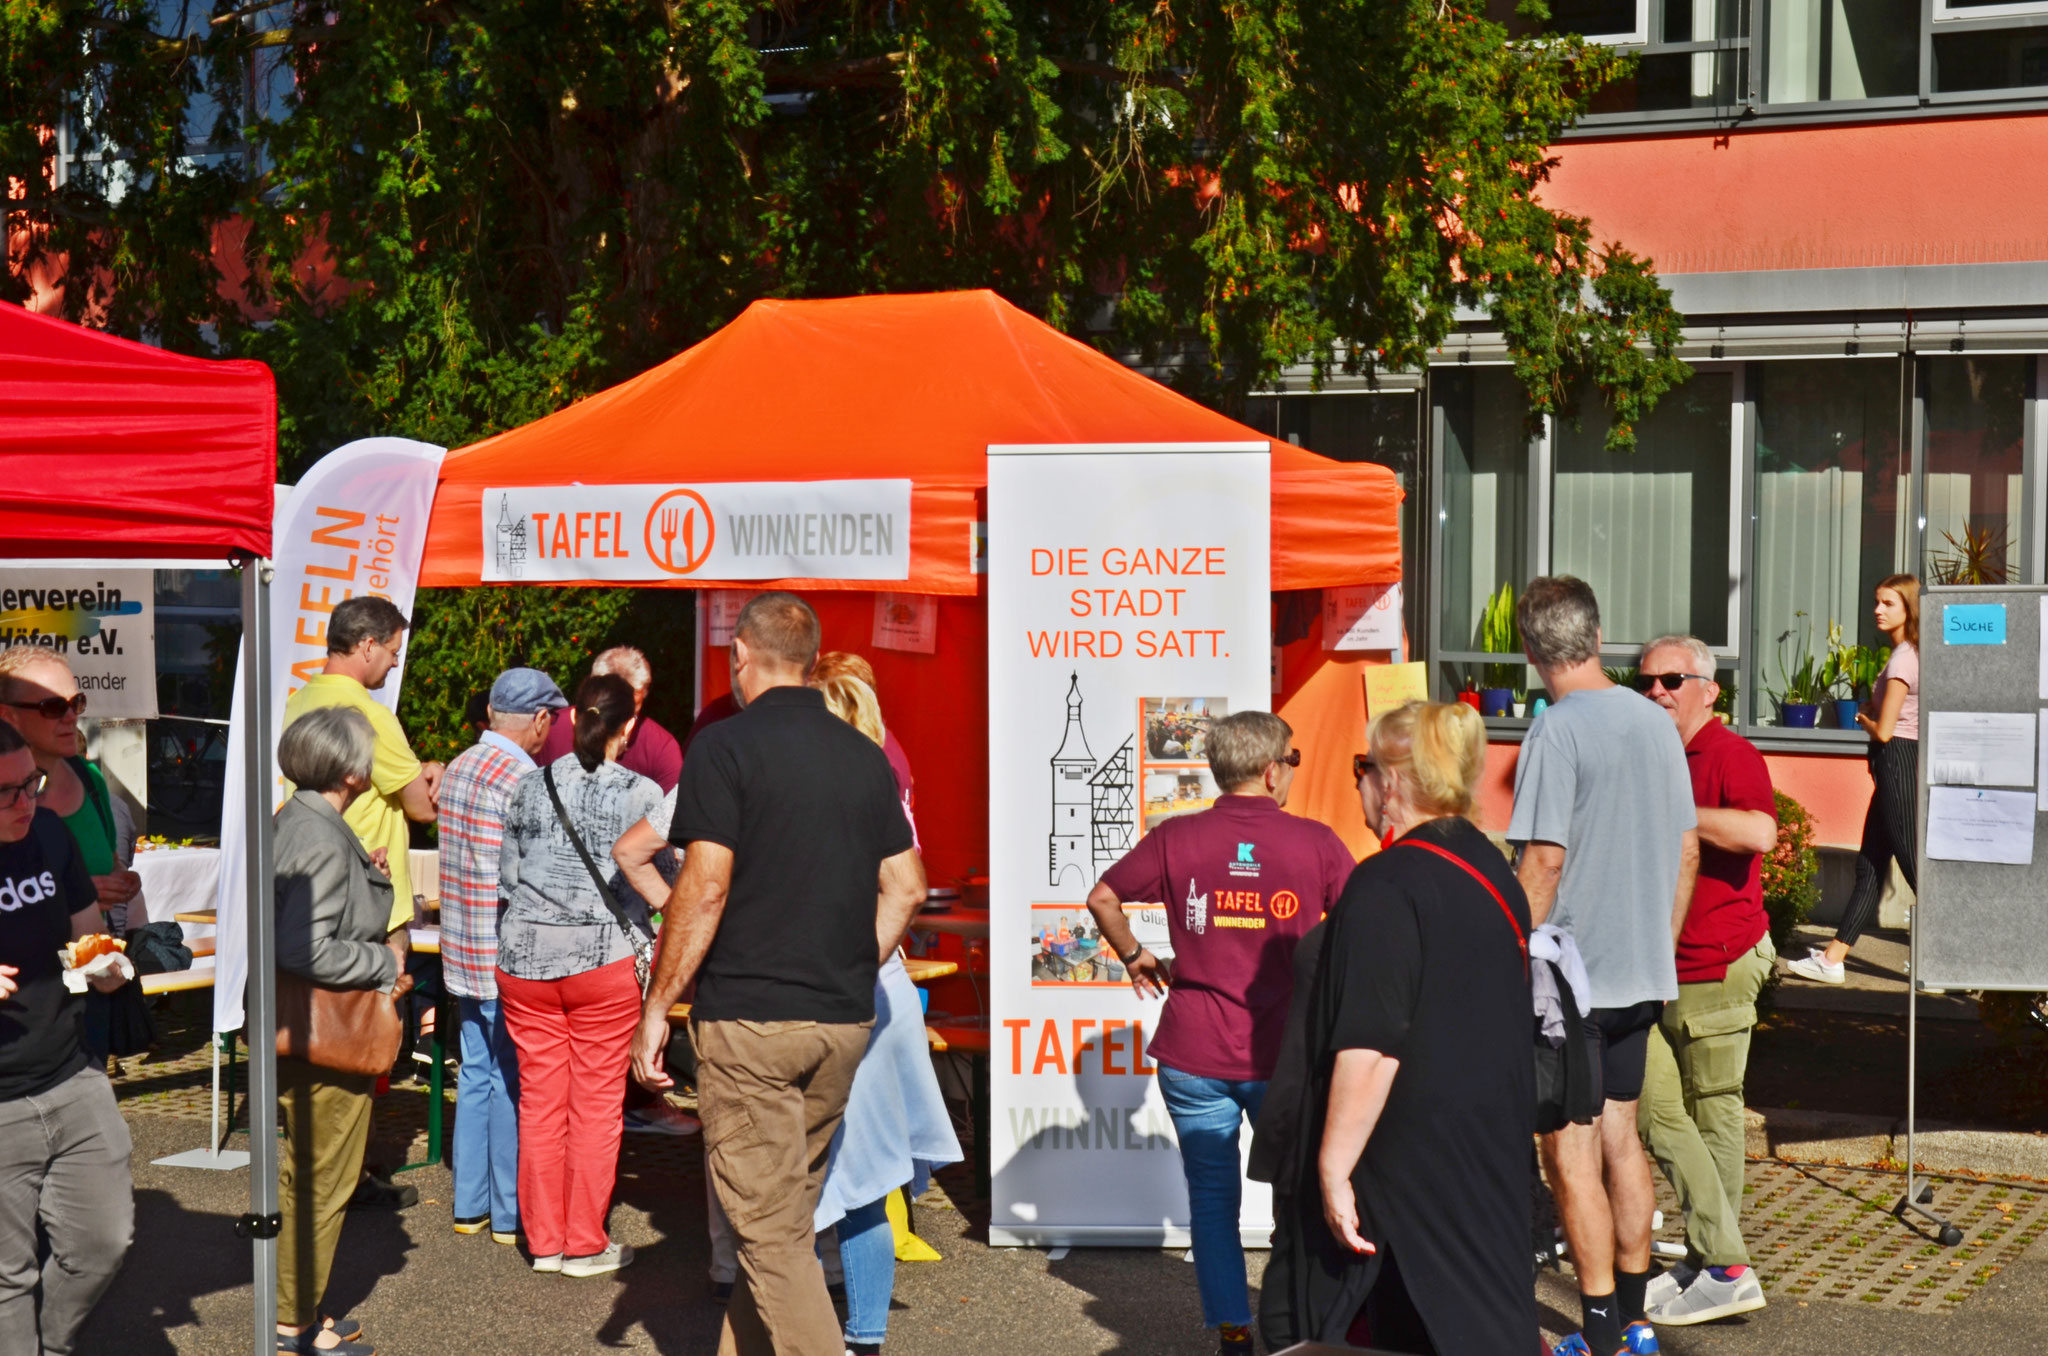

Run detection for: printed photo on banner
[[1140, 696, 1225, 762], [1029, 902, 1173, 987], [1143, 767, 1220, 831]]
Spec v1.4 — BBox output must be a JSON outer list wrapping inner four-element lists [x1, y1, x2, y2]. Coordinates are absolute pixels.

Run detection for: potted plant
[[1773, 614, 1827, 728], [1821, 623, 1861, 731], [1477, 582, 1519, 717]]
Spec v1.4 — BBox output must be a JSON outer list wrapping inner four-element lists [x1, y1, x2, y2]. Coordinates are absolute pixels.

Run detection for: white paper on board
[[1926, 786, 2036, 865], [2040, 597, 2048, 700], [2038, 710, 2048, 812], [1926, 711, 2037, 787]]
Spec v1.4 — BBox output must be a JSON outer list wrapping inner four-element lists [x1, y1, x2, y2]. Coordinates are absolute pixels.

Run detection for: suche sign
[[481, 480, 913, 583]]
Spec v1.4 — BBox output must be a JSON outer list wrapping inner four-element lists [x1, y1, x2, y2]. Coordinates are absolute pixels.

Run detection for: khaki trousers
[[277, 1056, 375, 1328], [695, 1018, 871, 1356], [1637, 934, 1775, 1269]]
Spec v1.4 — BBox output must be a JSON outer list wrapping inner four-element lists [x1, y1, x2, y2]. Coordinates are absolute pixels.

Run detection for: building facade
[[1249, 12, 2048, 849]]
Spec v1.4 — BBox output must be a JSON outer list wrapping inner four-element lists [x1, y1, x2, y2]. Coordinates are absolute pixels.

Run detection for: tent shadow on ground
[[73, 1188, 254, 1355]]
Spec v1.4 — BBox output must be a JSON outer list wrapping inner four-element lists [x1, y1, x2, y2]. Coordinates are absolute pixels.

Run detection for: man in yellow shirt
[[281, 596, 443, 930]]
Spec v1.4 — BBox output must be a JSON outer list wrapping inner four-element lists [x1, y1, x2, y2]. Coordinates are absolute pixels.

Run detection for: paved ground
[[93, 968, 2048, 1354]]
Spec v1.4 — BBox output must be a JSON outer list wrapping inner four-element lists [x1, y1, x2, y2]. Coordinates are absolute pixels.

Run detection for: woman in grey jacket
[[273, 706, 409, 1356]]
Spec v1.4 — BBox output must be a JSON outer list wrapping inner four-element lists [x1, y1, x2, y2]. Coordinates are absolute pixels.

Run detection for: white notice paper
[[1926, 786, 2036, 865], [1926, 711, 2037, 788], [2040, 597, 2048, 699], [2038, 710, 2048, 812]]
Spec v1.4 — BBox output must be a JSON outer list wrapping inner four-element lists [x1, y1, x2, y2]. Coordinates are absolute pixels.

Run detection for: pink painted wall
[[1541, 114, 2048, 274], [1476, 739, 1873, 848]]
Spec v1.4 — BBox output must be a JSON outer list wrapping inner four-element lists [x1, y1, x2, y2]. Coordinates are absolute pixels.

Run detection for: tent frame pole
[[237, 555, 280, 1349]]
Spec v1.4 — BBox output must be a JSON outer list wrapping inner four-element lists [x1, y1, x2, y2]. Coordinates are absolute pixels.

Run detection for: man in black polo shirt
[[0, 721, 134, 1354], [631, 593, 924, 1356]]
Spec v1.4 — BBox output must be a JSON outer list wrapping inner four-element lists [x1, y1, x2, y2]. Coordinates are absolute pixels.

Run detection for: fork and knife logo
[[644, 489, 716, 575]]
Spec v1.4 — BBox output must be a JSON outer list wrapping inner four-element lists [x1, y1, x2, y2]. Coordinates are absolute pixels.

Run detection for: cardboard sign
[[1363, 661, 1429, 719]]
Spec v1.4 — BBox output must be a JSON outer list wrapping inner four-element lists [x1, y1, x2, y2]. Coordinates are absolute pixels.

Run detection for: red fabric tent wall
[[0, 305, 275, 558]]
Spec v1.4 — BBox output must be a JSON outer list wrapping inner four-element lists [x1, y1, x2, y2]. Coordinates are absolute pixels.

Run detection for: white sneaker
[[531, 1253, 563, 1273], [561, 1243, 635, 1277], [1648, 1266, 1767, 1325], [1645, 1261, 1699, 1310], [1786, 948, 1845, 984], [623, 1103, 702, 1136]]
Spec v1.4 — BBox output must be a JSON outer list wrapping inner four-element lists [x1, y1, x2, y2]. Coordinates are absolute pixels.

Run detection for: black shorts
[[1585, 1001, 1664, 1105]]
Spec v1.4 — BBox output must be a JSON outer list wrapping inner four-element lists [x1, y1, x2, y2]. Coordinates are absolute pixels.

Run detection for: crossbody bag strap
[[541, 764, 639, 942], [1398, 838, 1528, 979]]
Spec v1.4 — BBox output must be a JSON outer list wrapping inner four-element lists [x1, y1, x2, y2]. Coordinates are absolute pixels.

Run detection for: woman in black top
[[1255, 700, 1535, 1354]]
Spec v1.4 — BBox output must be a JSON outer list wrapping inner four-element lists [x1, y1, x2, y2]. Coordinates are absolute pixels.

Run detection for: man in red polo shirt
[[1632, 635, 1777, 1327], [1086, 711, 1354, 1355]]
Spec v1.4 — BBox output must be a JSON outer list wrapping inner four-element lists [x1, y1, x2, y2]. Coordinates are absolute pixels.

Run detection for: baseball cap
[[489, 667, 569, 715]]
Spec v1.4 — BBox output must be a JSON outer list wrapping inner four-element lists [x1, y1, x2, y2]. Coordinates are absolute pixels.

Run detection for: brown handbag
[[275, 969, 405, 1077]]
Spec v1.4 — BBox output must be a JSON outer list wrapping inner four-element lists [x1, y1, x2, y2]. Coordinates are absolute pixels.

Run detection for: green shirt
[[61, 759, 117, 878]]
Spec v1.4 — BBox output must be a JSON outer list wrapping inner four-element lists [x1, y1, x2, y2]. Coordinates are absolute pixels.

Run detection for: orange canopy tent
[[418, 290, 1402, 872]]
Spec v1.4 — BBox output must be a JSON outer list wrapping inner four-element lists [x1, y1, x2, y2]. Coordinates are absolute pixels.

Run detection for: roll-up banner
[[987, 441, 1271, 1247]]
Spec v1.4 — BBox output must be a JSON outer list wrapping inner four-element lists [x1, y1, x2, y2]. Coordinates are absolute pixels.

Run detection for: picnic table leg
[[973, 1053, 990, 1203], [398, 987, 449, 1172]]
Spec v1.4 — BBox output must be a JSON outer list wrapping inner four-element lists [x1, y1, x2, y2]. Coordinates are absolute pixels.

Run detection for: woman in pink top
[[1788, 574, 1920, 984]]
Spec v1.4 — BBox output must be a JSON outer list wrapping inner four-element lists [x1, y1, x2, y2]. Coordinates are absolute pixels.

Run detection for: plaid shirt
[[437, 734, 533, 1000]]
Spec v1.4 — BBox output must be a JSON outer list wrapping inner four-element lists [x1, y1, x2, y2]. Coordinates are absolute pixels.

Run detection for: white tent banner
[[986, 441, 1271, 1247], [215, 438, 445, 1033], [481, 479, 912, 583], [0, 568, 156, 717]]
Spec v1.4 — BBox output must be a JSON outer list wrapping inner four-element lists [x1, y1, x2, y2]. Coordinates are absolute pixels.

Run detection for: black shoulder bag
[[542, 764, 654, 994]]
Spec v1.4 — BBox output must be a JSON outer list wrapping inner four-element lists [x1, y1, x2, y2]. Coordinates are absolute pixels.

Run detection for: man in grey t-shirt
[[1509, 576, 1699, 1356]]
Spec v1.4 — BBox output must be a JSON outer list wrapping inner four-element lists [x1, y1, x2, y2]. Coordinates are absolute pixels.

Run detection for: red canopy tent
[[418, 290, 1404, 870], [1, 303, 284, 1351]]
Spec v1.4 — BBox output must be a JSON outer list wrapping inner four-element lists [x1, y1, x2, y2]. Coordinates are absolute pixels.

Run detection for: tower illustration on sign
[[494, 494, 528, 578], [1047, 673, 1135, 888]]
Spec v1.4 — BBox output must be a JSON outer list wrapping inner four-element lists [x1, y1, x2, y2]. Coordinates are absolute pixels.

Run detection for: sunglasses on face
[[1353, 753, 1378, 781], [0, 770, 49, 808], [1634, 672, 1709, 694], [5, 693, 86, 720], [1279, 748, 1302, 768]]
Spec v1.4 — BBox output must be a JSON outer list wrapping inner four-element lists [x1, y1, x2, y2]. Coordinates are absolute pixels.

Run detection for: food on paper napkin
[[58, 934, 135, 992]]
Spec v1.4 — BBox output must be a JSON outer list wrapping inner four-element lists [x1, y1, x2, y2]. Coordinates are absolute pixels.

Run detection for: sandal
[[276, 1328, 375, 1354], [322, 1315, 364, 1342]]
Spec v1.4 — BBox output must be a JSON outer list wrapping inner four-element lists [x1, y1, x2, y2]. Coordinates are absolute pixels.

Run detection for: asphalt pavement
[[84, 1111, 2048, 1354]]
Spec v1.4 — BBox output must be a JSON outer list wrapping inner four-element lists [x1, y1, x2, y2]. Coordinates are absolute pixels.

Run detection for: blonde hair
[[1367, 700, 1486, 819], [811, 650, 877, 689], [813, 670, 886, 747], [0, 645, 73, 703]]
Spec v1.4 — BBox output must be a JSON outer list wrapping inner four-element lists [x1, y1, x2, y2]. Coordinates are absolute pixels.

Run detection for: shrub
[[1762, 789, 1820, 955], [395, 585, 696, 775]]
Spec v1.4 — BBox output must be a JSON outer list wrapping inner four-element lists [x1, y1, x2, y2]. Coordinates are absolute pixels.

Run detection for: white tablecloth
[[133, 846, 221, 926]]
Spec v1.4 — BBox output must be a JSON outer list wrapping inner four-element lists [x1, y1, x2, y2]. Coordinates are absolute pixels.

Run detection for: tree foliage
[[7, 0, 1688, 460]]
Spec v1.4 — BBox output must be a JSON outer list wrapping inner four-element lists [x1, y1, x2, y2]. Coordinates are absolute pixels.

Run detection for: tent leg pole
[[239, 556, 280, 1350]]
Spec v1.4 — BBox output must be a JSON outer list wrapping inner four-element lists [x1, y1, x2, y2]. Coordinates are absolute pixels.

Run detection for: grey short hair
[[591, 646, 652, 691], [488, 707, 544, 734], [1207, 711, 1292, 789], [1517, 576, 1602, 670], [278, 706, 377, 794], [1639, 634, 1715, 676]]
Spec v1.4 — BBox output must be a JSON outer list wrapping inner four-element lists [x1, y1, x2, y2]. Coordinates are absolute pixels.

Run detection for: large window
[[1420, 352, 2046, 742], [1538, 0, 2048, 126]]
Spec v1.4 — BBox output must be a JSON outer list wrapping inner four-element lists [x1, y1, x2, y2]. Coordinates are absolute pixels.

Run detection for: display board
[[1915, 583, 2048, 991], [0, 568, 155, 718], [987, 442, 1271, 1248]]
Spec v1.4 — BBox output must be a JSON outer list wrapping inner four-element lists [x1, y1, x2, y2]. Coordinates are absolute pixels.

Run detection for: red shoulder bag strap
[[1398, 839, 1528, 979]]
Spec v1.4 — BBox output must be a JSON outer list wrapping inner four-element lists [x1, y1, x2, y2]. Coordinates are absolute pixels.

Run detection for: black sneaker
[[1219, 1322, 1254, 1353], [347, 1174, 418, 1212], [710, 1280, 733, 1304]]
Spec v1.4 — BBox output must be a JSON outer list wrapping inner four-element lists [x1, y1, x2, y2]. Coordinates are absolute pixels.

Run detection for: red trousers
[[496, 957, 639, 1258]]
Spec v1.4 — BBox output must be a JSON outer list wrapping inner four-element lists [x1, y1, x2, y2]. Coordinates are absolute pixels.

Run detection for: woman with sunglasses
[[0, 649, 148, 1062], [1254, 701, 1536, 1355], [1787, 574, 1921, 985]]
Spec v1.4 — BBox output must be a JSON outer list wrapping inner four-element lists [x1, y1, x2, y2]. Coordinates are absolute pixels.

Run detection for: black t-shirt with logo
[[0, 810, 94, 1100], [669, 686, 916, 1024]]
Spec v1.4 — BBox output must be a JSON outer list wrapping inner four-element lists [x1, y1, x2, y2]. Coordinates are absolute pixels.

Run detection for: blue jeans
[[454, 996, 520, 1230], [836, 1196, 895, 1344], [1156, 1063, 1266, 1328]]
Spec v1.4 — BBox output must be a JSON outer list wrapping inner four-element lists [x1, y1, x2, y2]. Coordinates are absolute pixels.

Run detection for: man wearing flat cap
[[439, 667, 568, 1244]]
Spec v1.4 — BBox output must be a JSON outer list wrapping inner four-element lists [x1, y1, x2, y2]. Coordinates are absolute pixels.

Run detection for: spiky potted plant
[[1478, 583, 1520, 718], [1821, 622, 1862, 730], [1773, 614, 1827, 728]]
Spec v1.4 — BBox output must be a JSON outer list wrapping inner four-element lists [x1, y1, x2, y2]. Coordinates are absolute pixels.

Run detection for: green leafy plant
[[1846, 643, 1890, 700], [1926, 525, 2010, 586], [1773, 613, 1829, 708], [1479, 582, 1521, 690], [1761, 790, 1819, 957]]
